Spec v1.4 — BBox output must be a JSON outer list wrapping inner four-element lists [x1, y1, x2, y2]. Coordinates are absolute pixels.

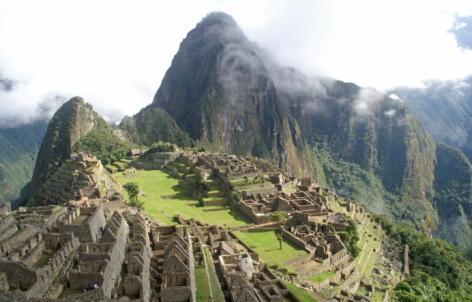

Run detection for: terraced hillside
[[114, 151, 404, 301]]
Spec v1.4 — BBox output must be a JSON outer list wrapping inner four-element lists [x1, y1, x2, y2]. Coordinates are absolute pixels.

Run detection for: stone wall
[[0, 216, 18, 242], [97, 212, 129, 297], [59, 205, 106, 242], [0, 261, 37, 290], [121, 213, 151, 301]]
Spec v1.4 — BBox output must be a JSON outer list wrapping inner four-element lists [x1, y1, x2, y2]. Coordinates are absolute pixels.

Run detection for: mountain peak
[[28, 97, 97, 198], [200, 12, 237, 27], [184, 11, 246, 46]]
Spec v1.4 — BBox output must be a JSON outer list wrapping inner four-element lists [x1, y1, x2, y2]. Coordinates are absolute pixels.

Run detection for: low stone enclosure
[[282, 213, 351, 272], [132, 151, 183, 170], [178, 217, 301, 302]]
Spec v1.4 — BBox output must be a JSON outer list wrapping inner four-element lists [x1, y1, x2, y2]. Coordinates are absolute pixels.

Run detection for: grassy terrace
[[283, 282, 319, 302], [204, 246, 225, 302], [195, 266, 211, 301], [115, 169, 249, 227], [309, 271, 335, 283], [233, 230, 307, 273]]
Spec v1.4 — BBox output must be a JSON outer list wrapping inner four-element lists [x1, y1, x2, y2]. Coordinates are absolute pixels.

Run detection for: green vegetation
[[314, 146, 395, 216], [0, 121, 46, 205], [74, 114, 131, 165], [177, 175, 210, 200], [123, 182, 144, 209], [394, 79, 472, 160], [195, 266, 211, 301], [119, 107, 194, 147], [233, 230, 307, 273], [123, 182, 139, 201], [314, 144, 441, 234], [376, 216, 472, 301], [271, 211, 289, 249], [230, 174, 267, 187], [115, 169, 248, 227], [337, 218, 360, 258], [283, 282, 318, 302], [433, 144, 472, 250], [203, 247, 225, 302], [149, 141, 177, 152], [309, 271, 335, 283]]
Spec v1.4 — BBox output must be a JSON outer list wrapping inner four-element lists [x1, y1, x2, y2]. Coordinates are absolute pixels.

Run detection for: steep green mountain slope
[[281, 73, 439, 231], [0, 122, 46, 206], [28, 96, 131, 201], [393, 77, 472, 159], [433, 143, 472, 251], [118, 107, 193, 147]]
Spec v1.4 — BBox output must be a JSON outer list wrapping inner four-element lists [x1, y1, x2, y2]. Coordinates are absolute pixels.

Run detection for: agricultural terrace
[[233, 230, 308, 274], [115, 161, 249, 227]]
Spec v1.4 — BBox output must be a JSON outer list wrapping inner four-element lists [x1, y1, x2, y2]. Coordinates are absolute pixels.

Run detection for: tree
[[123, 182, 140, 202], [271, 211, 289, 249]]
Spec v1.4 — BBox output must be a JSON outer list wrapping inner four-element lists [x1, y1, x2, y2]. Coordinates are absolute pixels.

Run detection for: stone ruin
[[178, 217, 301, 302], [0, 203, 140, 301], [33, 152, 121, 206], [149, 224, 197, 302], [132, 150, 182, 170], [282, 213, 351, 272], [181, 151, 272, 181], [236, 181, 331, 224]]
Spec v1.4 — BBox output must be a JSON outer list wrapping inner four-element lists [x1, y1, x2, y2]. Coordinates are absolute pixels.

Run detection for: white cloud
[[388, 93, 404, 103], [0, 0, 471, 126], [353, 87, 384, 115], [384, 109, 396, 117]]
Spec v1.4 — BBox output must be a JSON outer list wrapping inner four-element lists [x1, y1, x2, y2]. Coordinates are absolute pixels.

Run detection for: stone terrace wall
[[59, 205, 106, 242], [0, 216, 18, 242], [26, 235, 80, 298], [100, 212, 129, 297]]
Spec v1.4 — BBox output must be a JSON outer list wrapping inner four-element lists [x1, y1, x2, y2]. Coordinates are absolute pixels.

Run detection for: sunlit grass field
[[115, 169, 249, 227], [233, 230, 307, 273]]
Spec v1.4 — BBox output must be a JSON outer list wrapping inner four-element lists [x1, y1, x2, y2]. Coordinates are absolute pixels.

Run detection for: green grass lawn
[[195, 266, 211, 301], [233, 230, 307, 273], [115, 169, 249, 227], [309, 271, 335, 283], [204, 247, 225, 302], [283, 282, 318, 302]]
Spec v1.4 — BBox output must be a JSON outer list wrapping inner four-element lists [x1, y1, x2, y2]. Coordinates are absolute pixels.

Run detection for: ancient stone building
[[149, 225, 197, 302], [119, 212, 152, 301], [283, 214, 351, 271], [68, 211, 129, 297], [55, 205, 106, 243], [0, 221, 80, 299], [237, 189, 330, 224]]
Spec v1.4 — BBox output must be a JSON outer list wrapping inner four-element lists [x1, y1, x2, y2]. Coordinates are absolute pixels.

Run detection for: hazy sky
[[1, 0, 472, 126]]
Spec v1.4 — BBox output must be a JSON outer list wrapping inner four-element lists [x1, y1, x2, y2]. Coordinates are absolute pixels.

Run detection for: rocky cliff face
[[122, 12, 315, 176]]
